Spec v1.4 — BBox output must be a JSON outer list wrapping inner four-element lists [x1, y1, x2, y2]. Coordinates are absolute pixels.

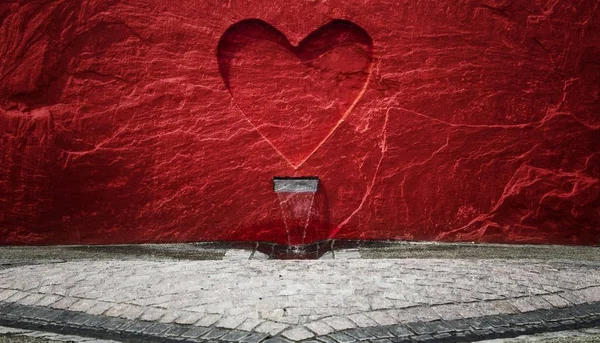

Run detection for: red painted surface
[[1, 0, 599, 246]]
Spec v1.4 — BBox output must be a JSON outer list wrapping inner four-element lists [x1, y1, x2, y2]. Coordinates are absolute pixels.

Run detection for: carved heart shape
[[217, 19, 373, 168]]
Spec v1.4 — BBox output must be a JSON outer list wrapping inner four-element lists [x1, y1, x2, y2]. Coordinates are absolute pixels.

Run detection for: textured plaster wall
[[0, 0, 599, 245]]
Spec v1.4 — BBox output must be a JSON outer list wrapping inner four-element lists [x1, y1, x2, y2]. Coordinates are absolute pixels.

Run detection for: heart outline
[[217, 19, 374, 169]]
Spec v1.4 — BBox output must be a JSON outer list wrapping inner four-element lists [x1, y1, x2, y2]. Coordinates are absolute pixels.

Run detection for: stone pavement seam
[[2, 301, 600, 343]]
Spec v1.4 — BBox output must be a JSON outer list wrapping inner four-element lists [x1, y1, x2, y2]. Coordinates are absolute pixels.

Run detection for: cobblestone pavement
[[0, 326, 118, 342], [0, 244, 599, 342]]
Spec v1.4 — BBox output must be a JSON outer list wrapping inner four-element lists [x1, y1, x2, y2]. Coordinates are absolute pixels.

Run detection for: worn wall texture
[[1, 0, 599, 245]]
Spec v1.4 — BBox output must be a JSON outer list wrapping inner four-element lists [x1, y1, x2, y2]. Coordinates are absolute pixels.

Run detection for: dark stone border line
[[1, 301, 600, 343]]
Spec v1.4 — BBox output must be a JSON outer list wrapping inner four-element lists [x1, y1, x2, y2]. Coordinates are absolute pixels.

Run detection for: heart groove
[[217, 19, 374, 168]]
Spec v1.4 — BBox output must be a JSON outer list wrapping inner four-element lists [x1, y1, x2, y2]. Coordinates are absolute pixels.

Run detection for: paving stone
[[316, 336, 338, 343], [99, 316, 129, 331], [370, 339, 392, 343], [0, 290, 18, 302], [542, 294, 572, 307], [364, 326, 394, 338], [328, 331, 356, 343], [174, 312, 205, 325], [567, 305, 590, 319], [573, 286, 600, 303], [472, 328, 494, 338], [216, 315, 247, 329], [492, 300, 521, 314], [322, 316, 356, 331], [68, 299, 97, 312], [346, 313, 378, 328], [387, 325, 413, 337], [181, 326, 211, 338], [405, 321, 435, 335], [344, 328, 376, 340], [157, 309, 181, 323], [5, 291, 28, 303], [281, 327, 314, 341], [49, 297, 79, 310], [366, 311, 397, 326], [389, 338, 413, 343], [465, 317, 494, 330], [65, 312, 98, 326], [17, 293, 45, 306], [220, 329, 251, 341], [490, 326, 511, 335], [263, 337, 293, 343], [237, 318, 264, 331], [423, 320, 455, 333], [305, 321, 335, 335], [196, 314, 223, 327], [431, 332, 453, 343], [431, 305, 464, 321], [452, 331, 479, 341], [121, 320, 154, 333], [202, 328, 231, 339], [240, 332, 270, 343], [140, 307, 166, 321], [87, 302, 113, 316], [143, 322, 172, 335], [163, 324, 190, 337], [22, 306, 51, 320], [254, 321, 289, 335], [501, 313, 533, 326], [410, 334, 436, 342], [444, 319, 472, 332]]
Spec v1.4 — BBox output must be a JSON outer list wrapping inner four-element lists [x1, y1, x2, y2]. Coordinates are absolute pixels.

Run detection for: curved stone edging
[[1, 301, 600, 343]]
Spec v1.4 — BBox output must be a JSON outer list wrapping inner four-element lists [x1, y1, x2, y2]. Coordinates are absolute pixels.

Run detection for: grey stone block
[[103, 317, 129, 331], [221, 329, 251, 342], [163, 324, 190, 337], [262, 337, 293, 343], [21, 307, 48, 320], [329, 332, 356, 343], [567, 305, 591, 319], [405, 322, 434, 335], [344, 328, 376, 340], [472, 329, 493, 337], [143, 322, 172, 335], [121, 320, 154, 333], [502, 313, 534, 326], [482, 315, 509, 327], [316, 336, 338, 343], [66, 313, 98, 327], [181, 326, 211, 339], [431, 332, 453, 343], [465, 317, 494, 330], [410, 334, 436, 342], [490, 326, 511, 335], [202, 328, 230, 339], [364, 327, 393, 338], [31, 308, 63, 323], [52, 311, 81, 326], [389, 338, 412, 343], [423, 320, 455, 333], [387, 325, 412, 337], [239, 332, 270, 343]]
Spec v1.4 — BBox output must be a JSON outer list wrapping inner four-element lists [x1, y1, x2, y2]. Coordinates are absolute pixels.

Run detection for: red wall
[[1, 0, 599, 246]]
